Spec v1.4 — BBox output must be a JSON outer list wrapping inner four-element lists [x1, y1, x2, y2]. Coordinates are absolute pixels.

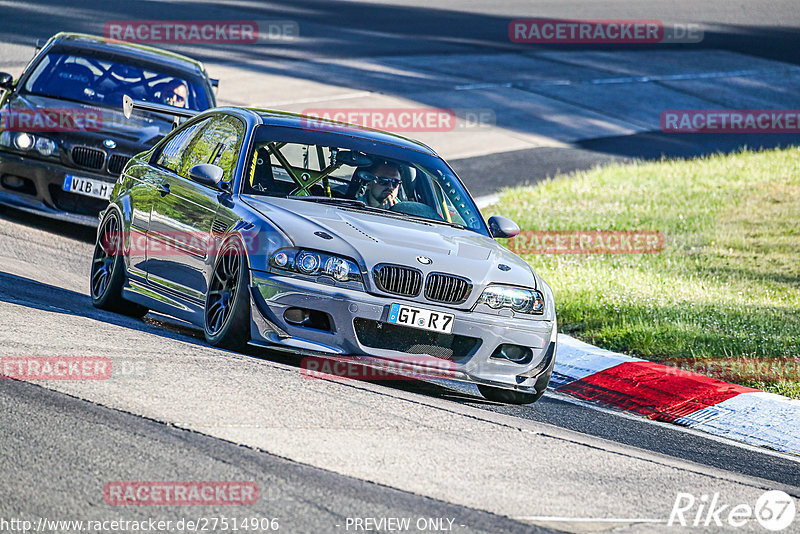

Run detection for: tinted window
[[22, 51, 210, 110], [178, 115, 245, 184], [244, 132, 487, 235], [157, 115, 245, 183], [156, 118, 209, 173]]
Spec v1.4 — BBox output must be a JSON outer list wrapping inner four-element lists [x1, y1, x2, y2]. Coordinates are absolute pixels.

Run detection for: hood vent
[[211, 220, 229, 236], [373, 264, 422, 297], [345, 221, 379, 242]]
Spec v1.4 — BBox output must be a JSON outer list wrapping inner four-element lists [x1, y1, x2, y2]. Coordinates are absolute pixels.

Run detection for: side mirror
[[487, 215, 520, 239], [189, 164, 227, 191], [0, 72, 14, 91]]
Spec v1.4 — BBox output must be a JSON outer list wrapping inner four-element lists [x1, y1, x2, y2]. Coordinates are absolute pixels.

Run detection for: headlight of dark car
[[475, 285, 545, 315], [270, 248, 363, 285], [0, 130, 58, 157]]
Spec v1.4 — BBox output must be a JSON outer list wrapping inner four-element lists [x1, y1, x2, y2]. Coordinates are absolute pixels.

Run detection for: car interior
[[24, 52, 204, 110], [245, 141, 476, 227]]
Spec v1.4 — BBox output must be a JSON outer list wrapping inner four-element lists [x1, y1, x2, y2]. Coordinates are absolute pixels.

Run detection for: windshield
[[21, 51, 211, 111], [244, 127, 489, 236]]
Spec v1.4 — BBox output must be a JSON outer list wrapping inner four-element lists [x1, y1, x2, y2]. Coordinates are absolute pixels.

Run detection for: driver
[[356, 161, 402, 209], [161, 79, 189, 108]]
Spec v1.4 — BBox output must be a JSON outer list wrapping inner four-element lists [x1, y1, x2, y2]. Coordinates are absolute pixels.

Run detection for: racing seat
[[150, 81, 171, 102], [249, 147, 277, 193], [51, 63, 95, 101], [344, 168, 368, 199]]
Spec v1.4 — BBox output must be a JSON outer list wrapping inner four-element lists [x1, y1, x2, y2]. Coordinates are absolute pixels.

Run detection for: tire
[[204, 238, 251, 351], [90, 211, 148, 318], [477, 384, 545, 405]]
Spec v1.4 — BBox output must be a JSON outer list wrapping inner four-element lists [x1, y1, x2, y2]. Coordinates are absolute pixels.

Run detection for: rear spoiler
[[122, 95, 199, 129]]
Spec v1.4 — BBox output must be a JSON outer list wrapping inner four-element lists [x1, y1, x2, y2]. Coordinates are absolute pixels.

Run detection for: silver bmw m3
[[91, 101, 557, 404]]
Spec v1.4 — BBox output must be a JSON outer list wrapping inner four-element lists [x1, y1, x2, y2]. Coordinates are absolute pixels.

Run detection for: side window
[[179, 115, 245, 184], [156, 118, 209, 173]]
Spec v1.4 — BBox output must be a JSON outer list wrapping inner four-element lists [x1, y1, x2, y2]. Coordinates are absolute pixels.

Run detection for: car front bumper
[[0, 150, 113, 226], [248, 270, 557, 393]]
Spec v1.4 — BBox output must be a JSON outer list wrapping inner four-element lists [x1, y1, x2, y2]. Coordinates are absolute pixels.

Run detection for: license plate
[[388, 303, 454, 334], [62, 175, 112, 200]]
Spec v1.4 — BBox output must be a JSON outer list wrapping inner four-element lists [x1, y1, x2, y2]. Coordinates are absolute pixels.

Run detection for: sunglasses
[[374, 176, 401, 187], [167, 94, 186, 104]]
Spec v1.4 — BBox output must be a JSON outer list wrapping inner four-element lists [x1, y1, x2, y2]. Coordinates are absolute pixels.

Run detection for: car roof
[[45, 32, 207, 77], [247, 108, 439, 157]]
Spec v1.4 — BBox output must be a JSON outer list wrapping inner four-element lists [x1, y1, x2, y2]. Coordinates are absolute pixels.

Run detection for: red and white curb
[[551, 335, 800, 456]]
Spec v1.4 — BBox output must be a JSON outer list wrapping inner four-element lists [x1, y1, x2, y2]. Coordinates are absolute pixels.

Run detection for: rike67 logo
[[669, 491, 796, 531]]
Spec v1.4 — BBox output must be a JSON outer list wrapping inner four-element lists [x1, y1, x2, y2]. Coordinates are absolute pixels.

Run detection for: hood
[[5, 93, 168, 145], [244, 195, 538, 292]]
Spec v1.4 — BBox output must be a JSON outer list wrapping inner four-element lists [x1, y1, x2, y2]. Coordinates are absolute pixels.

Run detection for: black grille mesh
[[107, 154, 129, 175], [424, 273, 472, 304], [373, 264, 422, 297], [71, 146, 105, 170], [353, 318, 480, 361]]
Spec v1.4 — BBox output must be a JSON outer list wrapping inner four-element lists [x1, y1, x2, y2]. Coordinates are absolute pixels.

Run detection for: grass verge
[[487, 147, 800, 398]]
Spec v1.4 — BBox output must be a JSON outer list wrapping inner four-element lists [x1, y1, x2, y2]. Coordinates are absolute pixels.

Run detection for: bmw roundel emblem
[[103, 139, 117, 149], [416, 256, 432, 265]]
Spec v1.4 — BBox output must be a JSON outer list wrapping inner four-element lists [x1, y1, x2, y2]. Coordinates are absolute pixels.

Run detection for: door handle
[[158, 183, 171, 197]]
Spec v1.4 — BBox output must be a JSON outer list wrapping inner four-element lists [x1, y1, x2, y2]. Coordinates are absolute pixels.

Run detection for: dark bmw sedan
[[0, 32, 216, 225]]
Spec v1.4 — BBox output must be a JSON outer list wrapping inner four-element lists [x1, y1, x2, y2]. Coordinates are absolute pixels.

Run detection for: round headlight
[[35, 137, 57, 156], [296, 252, 320, 274], [509, 289, 532, 312], [273, 251, 289, 268], [324, 257, 350, 281], [14, 132, 33, 150], [483, 288, 505, 309]]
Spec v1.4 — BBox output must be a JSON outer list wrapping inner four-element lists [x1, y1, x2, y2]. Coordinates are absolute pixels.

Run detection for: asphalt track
[[1, 1, 800, 533]]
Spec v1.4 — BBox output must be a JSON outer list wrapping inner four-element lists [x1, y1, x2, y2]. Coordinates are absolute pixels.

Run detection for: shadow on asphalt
[[0, 204, 97, 243], [0, 269, 495, 406], [0, 271, 210, 348]]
